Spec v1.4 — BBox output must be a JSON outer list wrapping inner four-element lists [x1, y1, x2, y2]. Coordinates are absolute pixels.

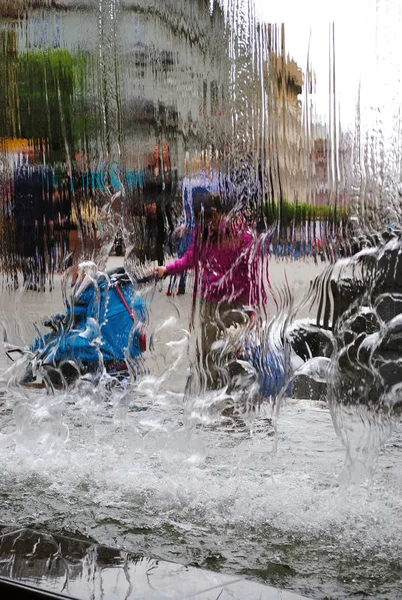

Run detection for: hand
[[155, 266, 167, 279]]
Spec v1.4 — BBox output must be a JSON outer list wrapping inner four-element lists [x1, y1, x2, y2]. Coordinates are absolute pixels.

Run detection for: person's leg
[[214, 302, 262, 402], [198, 300, 249, 392], [186, 300, 251, 397], [184, 299, 221, 397], [166, 274, 176, 296], [199, 299, 223, 391], [178, 271, 186, 294]]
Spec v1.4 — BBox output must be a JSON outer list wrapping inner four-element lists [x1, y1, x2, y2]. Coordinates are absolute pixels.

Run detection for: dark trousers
[[186, 299, 248, 396]]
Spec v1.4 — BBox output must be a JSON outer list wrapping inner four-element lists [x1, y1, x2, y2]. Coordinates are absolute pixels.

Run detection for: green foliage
[[0, 32, 96, 159], [263, 199, 349, 226]]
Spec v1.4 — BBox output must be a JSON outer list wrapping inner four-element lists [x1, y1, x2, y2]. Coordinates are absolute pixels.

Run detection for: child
[[156, 193, 258, 394]]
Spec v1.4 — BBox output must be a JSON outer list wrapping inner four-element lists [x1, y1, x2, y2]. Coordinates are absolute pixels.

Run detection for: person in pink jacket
[[155, 192, 258, 394]]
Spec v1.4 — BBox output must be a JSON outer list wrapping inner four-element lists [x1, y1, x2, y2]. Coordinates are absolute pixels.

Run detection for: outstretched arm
[[155, 236, 197, 278]]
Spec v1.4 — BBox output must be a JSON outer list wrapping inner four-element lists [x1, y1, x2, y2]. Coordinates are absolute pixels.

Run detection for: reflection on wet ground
[[0, 527, 309, 600]]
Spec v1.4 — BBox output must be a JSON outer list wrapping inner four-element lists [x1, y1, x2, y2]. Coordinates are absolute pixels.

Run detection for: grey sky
[[255, 0, 389, 131]]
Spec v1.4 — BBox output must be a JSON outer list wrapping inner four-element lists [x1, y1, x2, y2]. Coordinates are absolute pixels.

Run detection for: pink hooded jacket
[[165, 223, 258, 305]]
